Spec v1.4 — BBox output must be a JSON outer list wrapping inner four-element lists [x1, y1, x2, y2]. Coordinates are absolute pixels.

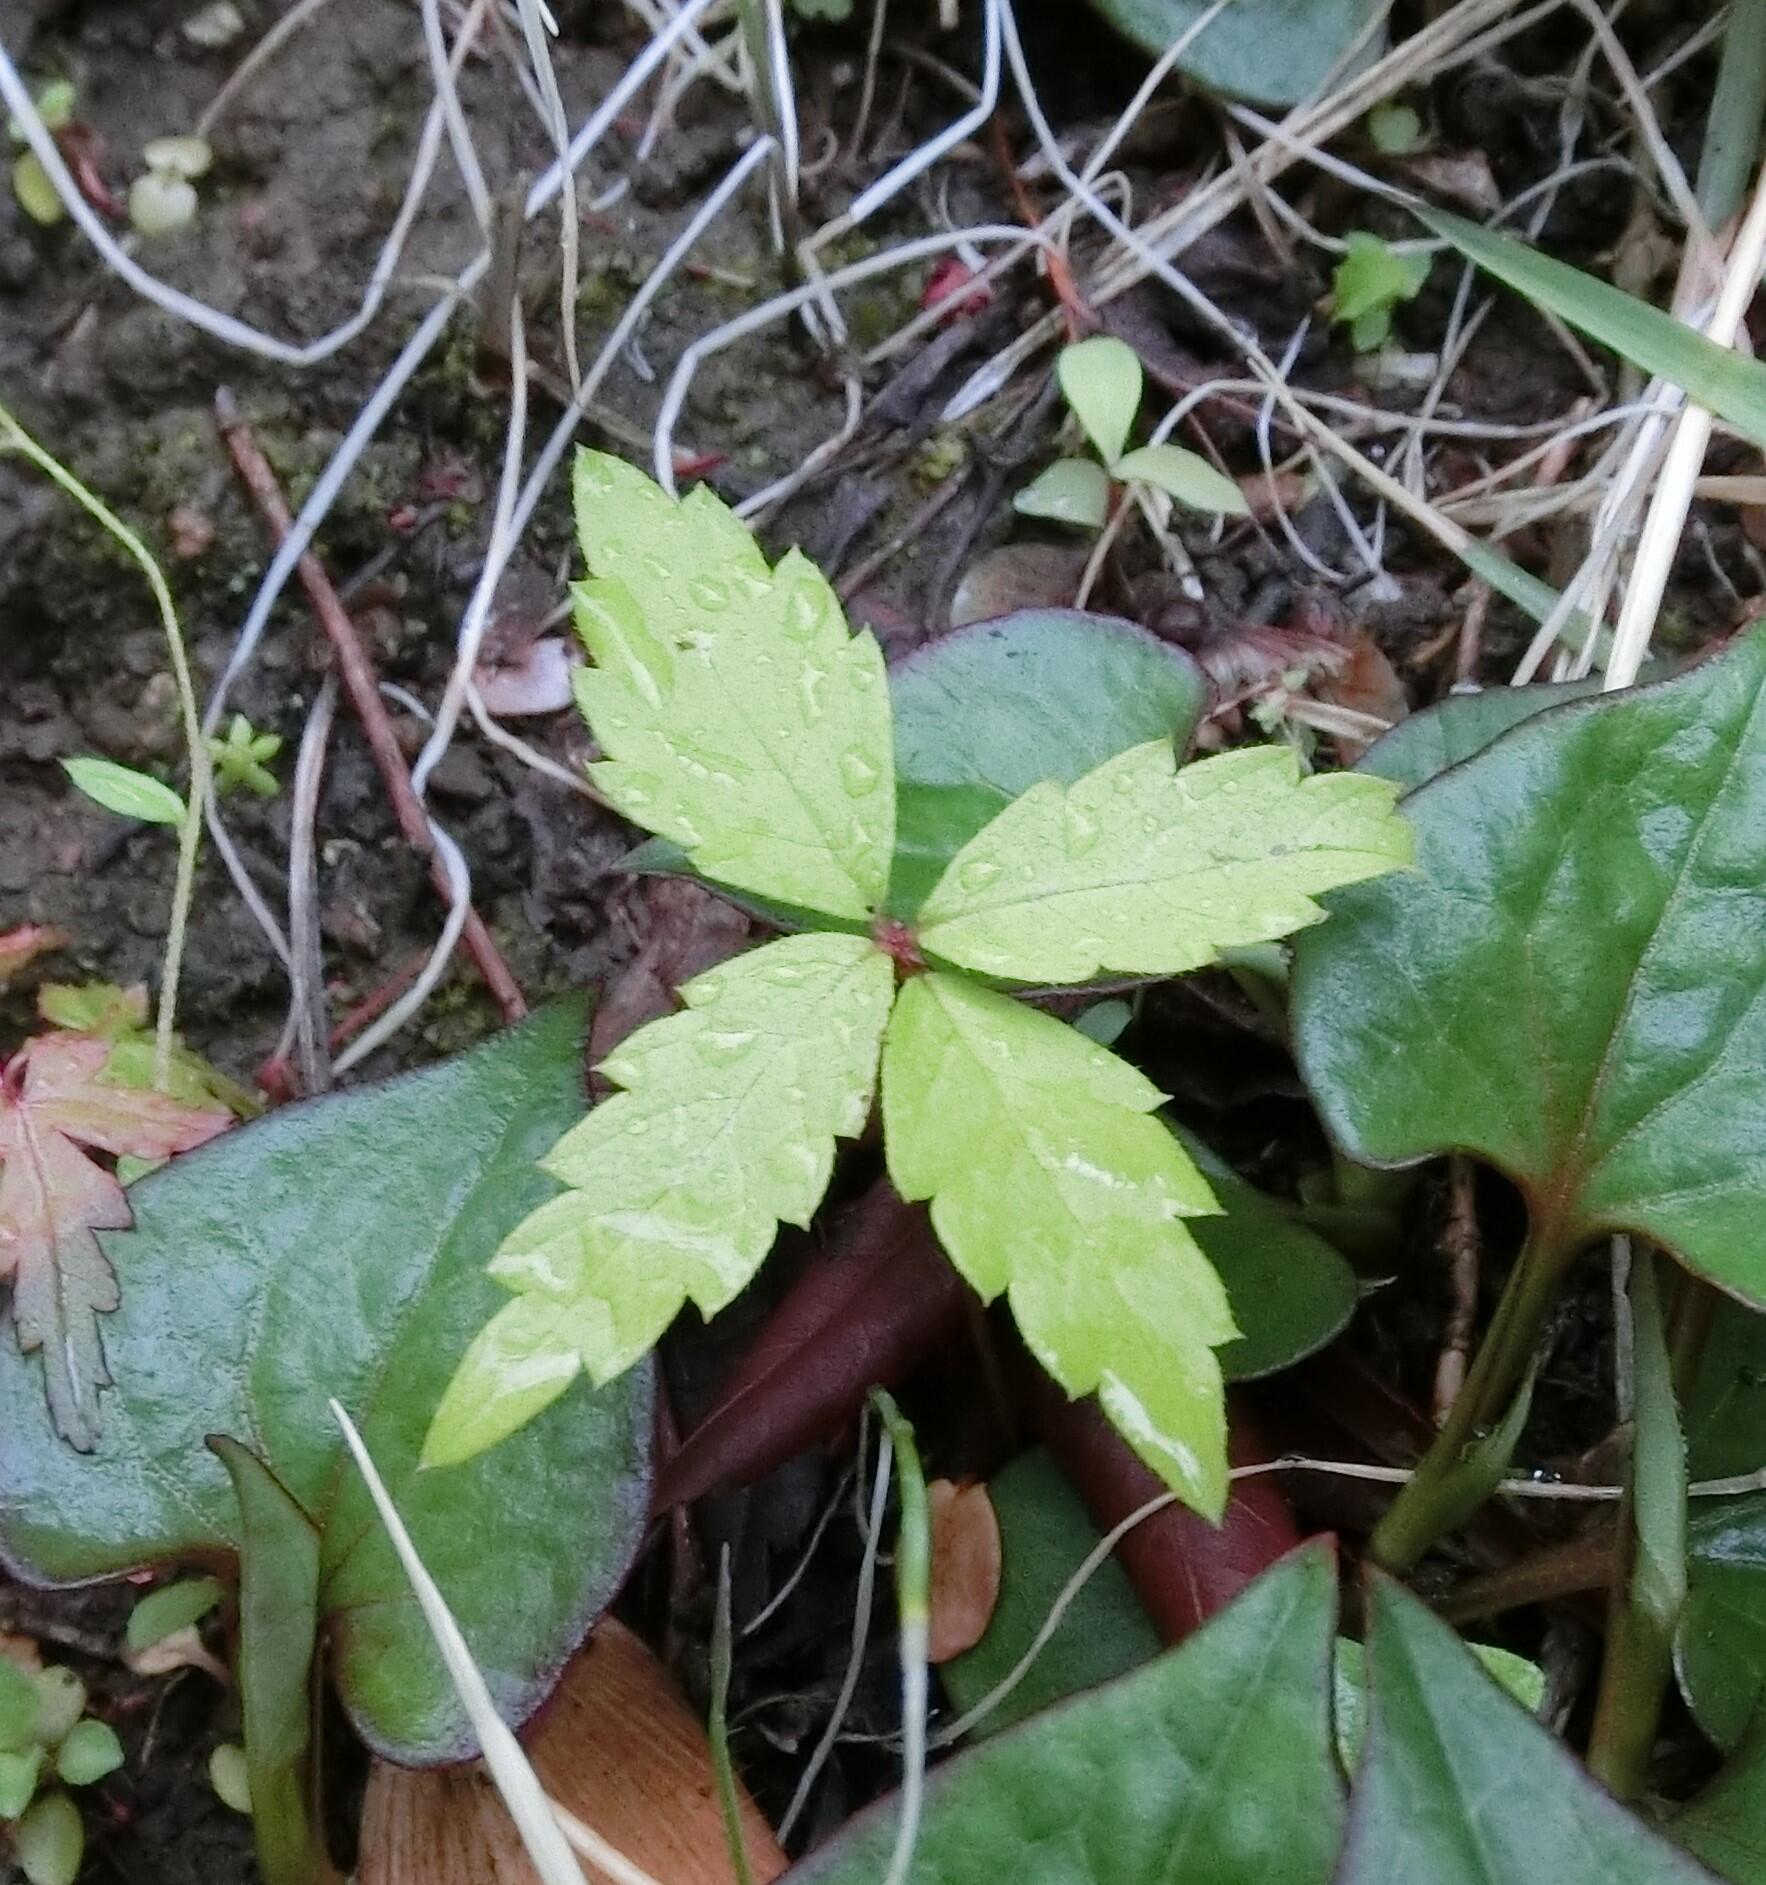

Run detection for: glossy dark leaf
[[887, 611, 1207, 914], [1676, 1304, 1766, 1748], [1294, 629, 1766, 1305], [1340, 1575, 1716, 1883], [787, 1543, 1342, 1885], [1175, 1126, 1359, 1380], [0, 1003, 653, 1765], [1674, 1711, 1766, 1881], [939, 1448, 1162, 1737], [655, 1180, 966, 1509], [1088, 0, 1384, 107], [1359, 677, 1603, 792]]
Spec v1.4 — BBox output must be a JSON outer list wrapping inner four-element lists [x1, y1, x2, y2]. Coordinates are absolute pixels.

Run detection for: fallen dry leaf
[[358, 1619, 785, 1885], [928, 1479, 1003, 1663], [0, 1034, 230, 1450]]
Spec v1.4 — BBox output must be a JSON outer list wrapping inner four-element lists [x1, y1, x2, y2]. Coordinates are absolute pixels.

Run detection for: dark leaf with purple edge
[[0, 1000, 653, 1766]]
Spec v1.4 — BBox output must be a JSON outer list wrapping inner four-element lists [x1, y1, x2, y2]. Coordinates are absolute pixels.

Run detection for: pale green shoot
[[1016, 336, 1249, 528], [425, 452, 1409, 1516], [1331, 232, 1431, 352]]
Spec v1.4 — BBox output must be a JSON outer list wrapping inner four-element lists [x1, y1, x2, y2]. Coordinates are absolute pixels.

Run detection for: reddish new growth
[[872, 917, 928, 977]]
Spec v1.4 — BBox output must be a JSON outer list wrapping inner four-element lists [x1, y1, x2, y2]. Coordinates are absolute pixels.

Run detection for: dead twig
[[215, 390, 528, 1027]]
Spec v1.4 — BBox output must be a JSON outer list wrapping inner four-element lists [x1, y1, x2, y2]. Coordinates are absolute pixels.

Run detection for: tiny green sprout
[[208, 714, 283, 798], [1331, 232, 1431, 352], [1016, 336, 1249, 529], [8, 81, 76, 229], [62, 756, 187, 827], [128, 134, 213, 240], [1367, 102, 1424, 155], [0, 1656, 125, 1885]]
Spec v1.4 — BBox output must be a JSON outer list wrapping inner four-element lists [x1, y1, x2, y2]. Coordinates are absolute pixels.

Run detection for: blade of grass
[[871, 1392, 930, 1885], [709, 1552, 755, 1885], [1415, 205, 1766, 449]]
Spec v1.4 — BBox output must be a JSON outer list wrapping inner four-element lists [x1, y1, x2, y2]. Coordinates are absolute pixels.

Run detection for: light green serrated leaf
[[915, 741, 1410, 983], [882, 972, 1234, 1516], [425, 933, 894, 1467], [1058, 337, 1142, 465], [60, 758, 186, 827], [570, 452, 895, 921], [1113, 444, 1249, 516]]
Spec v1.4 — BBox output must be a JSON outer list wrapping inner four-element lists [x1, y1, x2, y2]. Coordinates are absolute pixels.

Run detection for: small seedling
[[425, 452, 1408, 1518], [1015, 336, 1250, 529], [61, 756, 186, 827], [0, 1653, 124, 1885], [207, 714, 283, 798], [128, 134, 212, 239], [1330, 232, 1431, 352], [1366, 101, 1424, 155], [7, 81, 73, 228]]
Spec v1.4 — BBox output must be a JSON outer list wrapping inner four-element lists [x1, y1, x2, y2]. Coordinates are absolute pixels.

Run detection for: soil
[[0, 0, 1755, 1879]]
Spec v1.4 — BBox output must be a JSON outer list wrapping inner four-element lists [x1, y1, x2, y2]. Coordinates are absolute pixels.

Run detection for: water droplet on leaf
[[839, 750, 882, 797]]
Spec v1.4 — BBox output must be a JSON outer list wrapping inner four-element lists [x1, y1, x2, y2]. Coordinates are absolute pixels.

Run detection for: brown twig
[[216, 390, 528, 1027], [1433, 1156, 1482, 1424]]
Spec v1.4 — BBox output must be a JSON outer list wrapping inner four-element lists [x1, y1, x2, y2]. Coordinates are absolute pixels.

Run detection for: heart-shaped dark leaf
[[1359, 677, 1604, 792], [1294, 628, 1766, 1305], [1087, 0, 1385, 106], [1675, 1303, 1766, 1749], [788, 1542, 1342, 1885], [0, 1002, 653, 1765], [1341, 1576, 1717, 1882], [939, 1448, 1160, 1738], [1175, 1125, 1358, 1379], [886, 610, 1206, 914]]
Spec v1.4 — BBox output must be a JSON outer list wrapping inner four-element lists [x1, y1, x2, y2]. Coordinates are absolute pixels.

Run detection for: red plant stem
[[1023, 1371, 1302, 1644], [215, 391, 527, 1025]]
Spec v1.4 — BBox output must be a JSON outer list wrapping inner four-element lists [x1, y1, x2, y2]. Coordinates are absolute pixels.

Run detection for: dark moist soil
[[1, 1, 1757, 1879]]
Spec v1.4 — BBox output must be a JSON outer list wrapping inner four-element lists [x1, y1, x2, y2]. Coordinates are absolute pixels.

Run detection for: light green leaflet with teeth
[[423, 932, 893, 1465], [916, 741, 1412, 984], [426, 451, 1411, 1509], [883, 973, 1237, 1516], [571, 453, 894, 923]]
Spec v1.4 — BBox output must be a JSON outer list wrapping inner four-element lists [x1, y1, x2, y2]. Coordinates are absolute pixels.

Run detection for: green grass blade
[[1417, 205, 1766, 447]]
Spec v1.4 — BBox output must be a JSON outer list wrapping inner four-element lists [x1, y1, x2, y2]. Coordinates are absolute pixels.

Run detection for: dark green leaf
[[887, 611, 1207, 914], [618, 836, 854, 934], [1173, 1126, 1359, 1379], [0, 1002, 653, 1765], [1359, 677, 1604, 791], [1674, 1709, 1766, 1880], [125, 1576, 223, 1652], [213, 1439, 328, 1885], [789, 1543, 1342, 1885], [939, 1449, 1159, 1737], [1294, 629, 1766, 1303], [1677, 1304, 1766, 1748], [1419, 207, 1766, 450], [1340, 1576, 1715, 1882], [1087, 0, 1384, 107]]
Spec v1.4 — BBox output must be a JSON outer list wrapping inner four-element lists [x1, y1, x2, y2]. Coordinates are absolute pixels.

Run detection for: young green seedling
[[1014, 336, 1250, 530], [207, 714, 283, 799], [1330, 232, 1431, 352], [424, 452, 1409, 1518], [128, 134, 213, 239], [7, 81, 73, 228], [0, 1654, 125, 1885]]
